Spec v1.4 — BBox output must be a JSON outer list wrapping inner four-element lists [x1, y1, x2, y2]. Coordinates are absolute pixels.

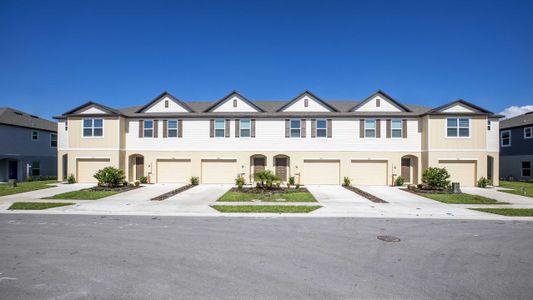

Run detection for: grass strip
[[0, 180, 57, 197], [211, 205, 321, 213], [471, 208, 533, 216], [44, 190, 118, 200], [217, 191, 317, 202], [417, 192, 505, 204], [498, 181, 533, 198], [8, 202, 74, 210]]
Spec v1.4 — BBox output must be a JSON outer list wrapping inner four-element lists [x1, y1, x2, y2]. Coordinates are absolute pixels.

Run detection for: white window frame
[[31, 161, 40, 177], [290, 119, 301, 138], [215, 119, 225, 138], [167, 120, 178, 138], [240, 119, 251, 138], [446, 117, 470, 138], [391, 119, 402, 139], [50, 133, 57, 148], [82, 118, 104, 138], [143, 120, 154, 138], [364, 119, 376, 138], [316, 119, 327, 138], [31, 130, 39, 141], [522, 161, 531, 177], [501, 130, 511, 147], [524, 127, 532, 139]]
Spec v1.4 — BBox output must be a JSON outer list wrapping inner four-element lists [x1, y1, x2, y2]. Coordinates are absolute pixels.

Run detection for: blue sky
[[1, 0, 532, 120]]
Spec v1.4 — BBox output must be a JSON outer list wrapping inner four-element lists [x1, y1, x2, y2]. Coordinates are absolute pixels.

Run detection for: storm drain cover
[[377, 235, 401, 242]]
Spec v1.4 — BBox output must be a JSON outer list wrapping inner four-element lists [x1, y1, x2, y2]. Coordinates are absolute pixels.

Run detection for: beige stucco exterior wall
[[67, 117, 120, 149], [425, 151, 499, 186], [428, 116, 487, 149]]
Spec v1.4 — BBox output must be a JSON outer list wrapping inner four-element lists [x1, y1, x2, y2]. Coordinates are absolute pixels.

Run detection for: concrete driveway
[[356, 186, 435, 204]]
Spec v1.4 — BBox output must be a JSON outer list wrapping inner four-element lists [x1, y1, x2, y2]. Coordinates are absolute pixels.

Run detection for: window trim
[[315, 119, 327, 138], [364, 119, 376, 138], [501, 130, 511, 147], [522, 161, 531, 177], [50, 133, 57, 148], [391, 119, 403, 139], [82, 118, 104, 138], [290, 119, 301, 138], [143, 119, 154, 138], [446, 117, 471, 138], [524, 127, 532, 139], [167, 119, 178, 138], [31, 161, 40, 177], [239, 119, 251, 138], [214, 119, 225, 138], [31, 130, 39, 141]]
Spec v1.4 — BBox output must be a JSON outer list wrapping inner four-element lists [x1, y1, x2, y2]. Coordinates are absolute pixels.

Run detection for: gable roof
[[62, 101, 121, 116], [500, 111, 533, 129], [423, 99, 494, 115], [203, 91, 265, 112], [0, 107, 56, 132], [136, 91, 194, 113], [349, 90, 411, 112], [276, 90, 339, 112]]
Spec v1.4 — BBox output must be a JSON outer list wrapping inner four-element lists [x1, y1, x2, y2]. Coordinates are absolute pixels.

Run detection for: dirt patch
[[151, 185, 195, 201], [343, 186, 388, 203]]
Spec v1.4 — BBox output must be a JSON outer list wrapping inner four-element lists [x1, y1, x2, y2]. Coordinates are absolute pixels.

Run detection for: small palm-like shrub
[[422, 167, 450, 190], [343, 176, 351, 187], [254, 170, 280, 190], [395, 176, 404, 186], [235, 175, 245, 190], [288, 176, 296, 188], [139, 176, 148, 184], [190, 176, 199, 185], [93, 167, 125, 188], [67, 174, 76, 184], [477, 177, 491, 188]]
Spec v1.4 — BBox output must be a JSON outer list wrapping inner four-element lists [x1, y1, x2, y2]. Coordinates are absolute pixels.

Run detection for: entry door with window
[[8, 161, 17, 180], [275, 157, 288, 181], [253, 157, 265, 175], [135, 157, 144, 180], [401, 158, 411, 183]]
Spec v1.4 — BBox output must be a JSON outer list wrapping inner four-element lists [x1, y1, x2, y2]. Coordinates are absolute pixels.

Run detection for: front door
[[253, 157, 265, 176], [401, 158, 411, 183], [275, 157, 288, 181], [135, 157, 144, 180], [8, 161, 18, 180]]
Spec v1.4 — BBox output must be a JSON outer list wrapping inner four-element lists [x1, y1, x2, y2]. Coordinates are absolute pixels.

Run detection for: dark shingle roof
[[500, 112, 533, 129], [0, 107, 57, 132]]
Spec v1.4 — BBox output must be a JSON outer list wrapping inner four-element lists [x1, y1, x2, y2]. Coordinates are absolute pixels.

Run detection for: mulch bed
[[84, 185, 141, 192], [151, 184, 195, 201], [343, 185, 388, 203], [403, 187, 453, 195], [228, 187, 310, 194]]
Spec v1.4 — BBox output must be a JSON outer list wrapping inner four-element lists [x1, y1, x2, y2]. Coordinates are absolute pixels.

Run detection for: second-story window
[[447, 118, 469, 137], [50, 133, 57, 147], [83, 118, 103, 137], [167, 120, 178, 137], [143, 120, 154, 137], [364, 119, 376, 138], [316, 119, 327, 138], [290, 119, 301, 137], [215, 119, 225, 137], [501, 130, 511, 147], [524, 127, 532, 139], [391, 119, 402, 138], [240, 119, 251, 137], [31, 130, 39, 141]]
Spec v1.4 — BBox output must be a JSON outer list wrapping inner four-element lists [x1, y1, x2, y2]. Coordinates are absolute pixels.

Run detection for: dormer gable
[[426, 99, 493, 115], [63, 101, 119, 116], [277, 91, 337, 112], [136, 92, 193, 113], [350, 90, 411, 112], [204, 91, 264, 113]]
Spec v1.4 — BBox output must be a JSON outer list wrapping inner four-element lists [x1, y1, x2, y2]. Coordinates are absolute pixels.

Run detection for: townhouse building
[[499, 112, 533, 180], [55, 90, 501, 187]]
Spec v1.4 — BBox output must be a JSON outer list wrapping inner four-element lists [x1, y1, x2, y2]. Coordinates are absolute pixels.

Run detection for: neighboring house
[[54, 90, 501, 187], [499, 112, 533, 180], [0, 107, 57, 181]]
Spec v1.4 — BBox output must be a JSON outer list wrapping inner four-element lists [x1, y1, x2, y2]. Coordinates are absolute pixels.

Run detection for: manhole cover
[[377, 235, 401, 242]]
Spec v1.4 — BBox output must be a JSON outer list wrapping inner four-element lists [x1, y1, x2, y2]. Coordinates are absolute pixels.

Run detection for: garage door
[[76, 158, 111, 183], [438, 160, 476, 187], [302, 160, 340, 185], [156, 159, 192, 183], [349, 160, 388, 186], [201, 159, 238, 184]]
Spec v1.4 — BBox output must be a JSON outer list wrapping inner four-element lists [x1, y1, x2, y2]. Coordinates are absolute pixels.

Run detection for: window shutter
[[125, 121, 129, 133], [327, 119, 332, 138], [418, 119, 422, 133], [235, 119, 240, 138], [359, 119, 364, 138], [163, 120, 168, 138], [402, 119, 407, 138], [210, 119, 214, 138], [178, 120, 183, 138], [139, 120, 144, 138], [154, 120, 159, 138], [386, 119, 391, 138], [301, 119, 306, 138], [376, 119, 381, 138], [311, 119, 316, 138], [225, 119, 230, 138], [251, 119, 256, 138], [285, 119, 290, 138]]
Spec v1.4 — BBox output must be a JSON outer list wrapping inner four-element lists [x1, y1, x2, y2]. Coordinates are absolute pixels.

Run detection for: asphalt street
[[1, 214, 532, 299]]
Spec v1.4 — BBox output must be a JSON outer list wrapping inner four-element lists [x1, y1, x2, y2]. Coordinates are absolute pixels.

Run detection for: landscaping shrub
[[395, 176, 404, 186], [93, 167, 125, 188], [190, 176, 199, 185], [67, 174, 76, 184], [477, 177, 491, 188], [139, 176, 148, 184], [343, 176, 351, 187], [27, 176, 57, 182], [235, 175, 245, 190], [422, 167, 450, 189], [254, 170, 280, 190], [288, 176, 295, 188], [134, 181, 140, 187]]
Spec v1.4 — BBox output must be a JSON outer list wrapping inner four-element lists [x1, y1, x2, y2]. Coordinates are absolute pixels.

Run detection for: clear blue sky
[[1, 0, 532, 120]]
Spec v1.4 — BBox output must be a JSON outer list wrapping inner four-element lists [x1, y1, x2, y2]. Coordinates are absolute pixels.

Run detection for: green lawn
[[44, 190, 118, 200], [0, 180, 57, 197], [471, 208, 533, 216], [211, 205, 321, 213], [8, 202, 74, 210], [499, 181, 533, 198], [217, 191, 317, 202], [417, 192, 505, 204]]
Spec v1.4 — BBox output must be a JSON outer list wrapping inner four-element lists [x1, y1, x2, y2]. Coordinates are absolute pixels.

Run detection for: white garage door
[[438, 160, 477, 187], [302, 160, 340, 185], [76, 158, 111, 183], [201, 159, 238, 184], [349, 160, 388, 186], [156, 159, 192, 183]]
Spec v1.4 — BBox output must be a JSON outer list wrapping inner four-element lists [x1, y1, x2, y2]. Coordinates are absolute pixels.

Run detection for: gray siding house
[[500, 112, 533, 180], [0, 108, 57, 181]]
